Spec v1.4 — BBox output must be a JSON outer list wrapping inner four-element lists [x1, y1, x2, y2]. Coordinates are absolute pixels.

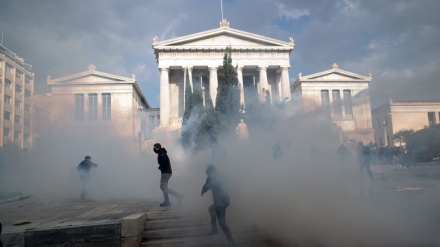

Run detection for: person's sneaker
[[178, 195, 184, 205], [160, 201, 171, 207]]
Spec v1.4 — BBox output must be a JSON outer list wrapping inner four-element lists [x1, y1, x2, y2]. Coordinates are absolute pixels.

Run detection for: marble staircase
[[140, 208, 277, 247]]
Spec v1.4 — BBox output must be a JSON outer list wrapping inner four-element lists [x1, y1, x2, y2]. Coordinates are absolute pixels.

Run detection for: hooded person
[[201, 164, 236, 246], [153, 143, 183, 207]]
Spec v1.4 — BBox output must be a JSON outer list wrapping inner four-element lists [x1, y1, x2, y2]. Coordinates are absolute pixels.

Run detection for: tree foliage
[[393, 129, 415, 146], [406, 124, 440, 162], [215, 47, 241, 132], [181, 69, 204, 149]]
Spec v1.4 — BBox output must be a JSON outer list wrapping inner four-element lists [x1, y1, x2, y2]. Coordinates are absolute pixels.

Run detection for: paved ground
[[1, 164, 440, 246], [0, 195, 157, 234], [0, 194, 163, 247]]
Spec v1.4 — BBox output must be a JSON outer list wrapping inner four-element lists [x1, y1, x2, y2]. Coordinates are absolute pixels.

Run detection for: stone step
[[145, 217, 208, 230], [141, 231, 269, 247], [142, 209, 273, 247], [145, 224, 216, 240], [146, 210, 197, 221]]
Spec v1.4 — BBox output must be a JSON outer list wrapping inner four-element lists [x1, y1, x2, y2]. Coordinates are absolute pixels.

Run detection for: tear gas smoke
[[1, 104, 440, 246]]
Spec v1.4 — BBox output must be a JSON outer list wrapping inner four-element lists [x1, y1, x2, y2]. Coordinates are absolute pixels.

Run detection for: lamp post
[[202, 87, 206, 107], [383, 120, 388, 146]]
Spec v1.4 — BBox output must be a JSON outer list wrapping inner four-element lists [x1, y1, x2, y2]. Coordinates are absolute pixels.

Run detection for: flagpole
[[220, 0, 224, 20]]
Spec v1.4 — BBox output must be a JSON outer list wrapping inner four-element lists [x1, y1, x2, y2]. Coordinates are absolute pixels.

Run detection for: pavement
[[1, 163, 440, 247], [0, 194, 161, 247]]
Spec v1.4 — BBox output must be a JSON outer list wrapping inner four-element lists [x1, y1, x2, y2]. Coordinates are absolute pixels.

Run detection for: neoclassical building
[[291, 64, 374, 144], [152, 19, 294, 129], [44, 65, 158, 150], [372, 99, 440, 146]]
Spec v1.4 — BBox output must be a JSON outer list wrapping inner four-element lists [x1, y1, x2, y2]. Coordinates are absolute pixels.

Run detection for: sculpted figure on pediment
[[88, 64, 96, 71], [220, 19, 230, 28], [289, 37, 295, 46]]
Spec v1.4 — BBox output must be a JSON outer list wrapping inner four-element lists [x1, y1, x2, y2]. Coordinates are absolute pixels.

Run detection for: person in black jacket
[[201, 165, 236, 246], [77, 155, 98, 200], [153, 143, 183, 207]]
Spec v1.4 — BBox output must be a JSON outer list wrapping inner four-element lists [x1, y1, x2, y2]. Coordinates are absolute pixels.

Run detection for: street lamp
[[383, 120, 388, 146]]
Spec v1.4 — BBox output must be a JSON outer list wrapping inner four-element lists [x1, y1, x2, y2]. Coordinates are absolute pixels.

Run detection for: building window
[[24, 133, 30, 142], [75, 94, 84, 121], [343, 90, 353, 115], [24, 104, 30, 113], [332, 90, 342, 118], [4, 95, 11, 104], [428, 112, 436, 126], [24, 118, 30, 127], [25, 89, 31, 98], [16, 71, 22, 81], [6, 64, 13, 75], [321, 90, 329, 105], [15, 84, 22, 93], [15, 100, 21, 109], [4, 111, 11, 121], [5, 78, 12, 89], [25, 76, 31, 85], [14, 115, 20, 124], [3, 128, 11, 138], [102, 93, 111, 120], [88, 93, 98, 120]]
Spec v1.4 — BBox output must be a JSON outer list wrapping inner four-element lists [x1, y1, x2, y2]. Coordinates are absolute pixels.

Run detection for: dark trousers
[[209, 203, 235, 245], [78, 170, 90, 200]]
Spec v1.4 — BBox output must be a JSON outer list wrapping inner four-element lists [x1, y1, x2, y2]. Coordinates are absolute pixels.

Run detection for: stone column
[[281, 67, 291, 100], [236, 66, 244, 107], [159, 67, 170, 127], [182, 68, 186, 111], [341, 92, 346, 119], [259, 66, 268, 102], [188, 67, 193, 93], [276, 72, 282, 102], [209, 67, 218, 107]]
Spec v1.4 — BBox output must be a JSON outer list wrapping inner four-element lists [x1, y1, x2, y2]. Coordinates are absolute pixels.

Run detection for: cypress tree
[[181, 69, 194, 148], [215, 47, 241, 132]]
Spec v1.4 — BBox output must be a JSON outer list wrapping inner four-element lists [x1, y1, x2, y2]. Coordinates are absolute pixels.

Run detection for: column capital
[[258, 66, 268, 70], [159, 67, 169, 72], [209, 67, 218, 71]]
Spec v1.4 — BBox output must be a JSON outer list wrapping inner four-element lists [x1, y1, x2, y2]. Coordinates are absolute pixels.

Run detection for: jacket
[[157, 148, 172, 174]]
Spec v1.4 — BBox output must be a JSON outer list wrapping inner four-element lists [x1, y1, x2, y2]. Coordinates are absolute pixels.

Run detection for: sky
[[1, 0, 439, 108]]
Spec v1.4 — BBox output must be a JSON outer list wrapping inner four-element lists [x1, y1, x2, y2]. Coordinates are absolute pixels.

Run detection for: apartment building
[[0, 44, 34, 150]]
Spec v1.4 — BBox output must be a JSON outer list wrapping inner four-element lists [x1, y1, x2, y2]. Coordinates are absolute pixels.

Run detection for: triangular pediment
[[153, 26, 294, 50], [299, 65, 372, 82], [48, 70, 135, 85]]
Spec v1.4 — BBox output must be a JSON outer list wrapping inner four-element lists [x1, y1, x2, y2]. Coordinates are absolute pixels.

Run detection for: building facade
[[152, 19, 294, 129], [45, 65, 157, 150], [0, 44, 34, 150], [372, 99, 440, 146], [291, 63, 374, 144]]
